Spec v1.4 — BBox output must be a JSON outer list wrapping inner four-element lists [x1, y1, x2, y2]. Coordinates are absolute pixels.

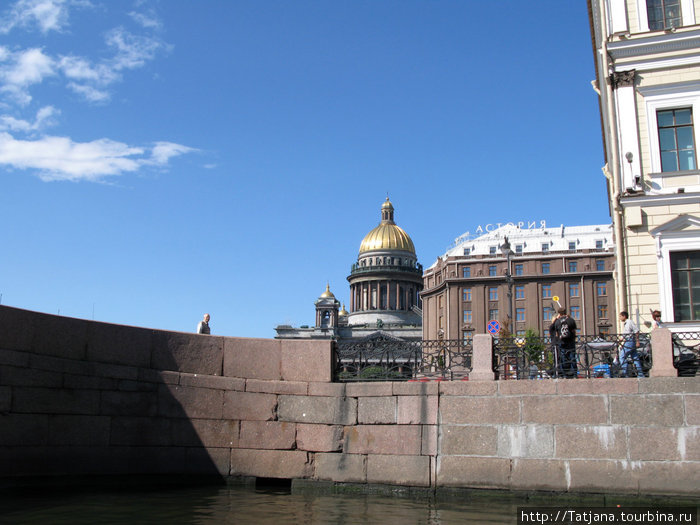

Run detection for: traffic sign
[[487, 320, 500, 334]]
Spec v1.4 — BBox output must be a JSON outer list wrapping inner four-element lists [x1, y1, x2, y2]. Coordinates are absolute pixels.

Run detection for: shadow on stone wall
[[0, 305, 226, 484]]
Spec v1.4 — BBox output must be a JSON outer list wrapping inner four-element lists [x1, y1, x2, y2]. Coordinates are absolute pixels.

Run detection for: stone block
[[179, 373, 244, 391], [296, 424, 343, 452], [687, 395, 700, 425], [0, 386, 10, 413], [86, 322, 152, 368], [186, 447, 231, 476], [31, 311, 89, 360], [48, 415, 110, 446], [230, 449, 312, 479], [152, 331, 224, 376], [0, 413, 48, 445], [0, 306, 35, 351], [137, 369, 180, 385], [110, 416, 172, 446], [33, 355, 90, 375], [422, 425, 438, 456], [498, 381, 556, 396], [343, 425, 422, 455], [610, 394, 683, 426], [239, 421, 296, 449], [0, 348, 30, 367], [224, 337, 281, 380], [63, 373, 117, 390], [555, 378, 637, 395], [308, 382, 345, 397], [497, 425, 554, 458], [442, 425, 498, 456], [117, 379, 158, 392], [223, 391, 277, 421], [101, 390, 158, 417], [640, 378, 700, 394], [314, 453, 365, 482], [555, 426, 627, 460], [90, 362, 139, 381], [246, 379, 307, 395], [521, 396, 607, 425], [358, 396, 396, 424], [439, 381, 498, 396], [278, 395, 356, 425], [393, 382, 438, 396], [637, 461, 700, 495], [397, 395, 437, 425], [345, 382, 393, 397], [0, 365, 63, 387], [172, 418, 239, 448], [678, 427, 700, 461], [440, 396, 519, 424], [510, 458, 568, 491], [159, 384, 224, 419], [629, 427, 683, 461], [280, 339, 332, 383], [436, 456, 511, 488], [13, 387, 100, 415], [367, 454, 430, 487], [567, 459, 639, 494]]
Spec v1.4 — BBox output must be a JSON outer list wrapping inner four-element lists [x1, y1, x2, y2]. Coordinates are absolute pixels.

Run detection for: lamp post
[[500, 236, 514, 330]]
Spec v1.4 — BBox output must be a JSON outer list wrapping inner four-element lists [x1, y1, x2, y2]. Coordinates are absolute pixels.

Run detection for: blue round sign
[[487, 320, 500, 334]]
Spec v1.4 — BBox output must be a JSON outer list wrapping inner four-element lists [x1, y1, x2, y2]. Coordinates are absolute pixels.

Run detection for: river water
[[1, 482, 530, 524]]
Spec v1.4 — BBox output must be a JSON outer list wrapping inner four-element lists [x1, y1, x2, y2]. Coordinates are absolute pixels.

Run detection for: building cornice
[[608, 28, 700, 61], [619, 191, 700, 207]]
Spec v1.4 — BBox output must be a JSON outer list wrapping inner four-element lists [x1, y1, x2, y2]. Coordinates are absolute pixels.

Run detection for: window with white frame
[[637, 0, 694, 32], [670, 251, 700, 321], [657, 108, 696, 172]]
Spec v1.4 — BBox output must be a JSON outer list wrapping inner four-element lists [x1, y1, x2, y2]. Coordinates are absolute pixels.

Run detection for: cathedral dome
[[359, 198, 416, 254], [319, 283, 335, 299]]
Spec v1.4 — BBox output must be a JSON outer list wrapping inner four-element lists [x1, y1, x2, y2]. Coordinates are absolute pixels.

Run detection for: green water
[[1, 483, 524, 524]]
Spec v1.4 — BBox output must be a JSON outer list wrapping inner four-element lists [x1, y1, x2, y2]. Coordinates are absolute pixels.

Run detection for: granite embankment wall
[[1, 305, 698, 497]]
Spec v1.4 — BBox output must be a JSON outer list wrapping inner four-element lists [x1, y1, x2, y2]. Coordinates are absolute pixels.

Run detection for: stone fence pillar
[[650, 327, 676, 377], [469, 334, 494, 381]]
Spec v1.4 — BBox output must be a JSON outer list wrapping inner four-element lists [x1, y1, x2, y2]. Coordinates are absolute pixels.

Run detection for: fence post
[[469, 334, 495, 381], [649, 327, 676, 378]]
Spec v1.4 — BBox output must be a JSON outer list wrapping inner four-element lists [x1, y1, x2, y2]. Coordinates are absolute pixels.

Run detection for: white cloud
[[0, 0, 73, 34], [0, 47, 55, 105], [0, 132, 196, 182], [129, 9, 161, 30], [107, 27, 166, 71], [0, 104, 59, 132], [66, 81, 109, 102]]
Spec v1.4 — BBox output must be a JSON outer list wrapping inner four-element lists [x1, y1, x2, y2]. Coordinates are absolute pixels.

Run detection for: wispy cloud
[[0, 47, 55, 105], [0, 132, 197, 182], [0, 0, 73, 35], [0, 105, 59, 132]]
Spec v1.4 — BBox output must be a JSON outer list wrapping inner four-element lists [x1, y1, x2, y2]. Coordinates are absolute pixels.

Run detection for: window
[[463, 288, 472, 301], [647, 0, 681, 30], [568, 261, 578, 273], [597, 282, 607, 296], [515, 264, 524, 276], [515, 244, 523, 254], [463, 332, 472, 344], [489, 265, 497, 276], [489, 287, 498, 301], [463, 266, 471, 278], [569, 283, 580, 297], [568, 241, 576, 251], [596, 259, 605, 271], [657, 108, 696, 171], [599, 327, 610, 337], [463, 248, 471, 256], [542, 285, 552, 298], [542, 263, 550, 274], [543, 307, 555, 322], [541, 243, 549, 253], [489, 309, 499, 321], [671, 250, 700, 321], [598, 304, 608, 319], [463, 310, 472, 323], [516, 308, 525, 322], [596, 240, 604, 251], [489, 246, 497, 255], [570, 306, 580, 320], [515, 285, 525, 299]]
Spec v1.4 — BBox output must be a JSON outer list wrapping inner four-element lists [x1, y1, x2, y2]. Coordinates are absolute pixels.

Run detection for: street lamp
[[500, 236, 514, 330]]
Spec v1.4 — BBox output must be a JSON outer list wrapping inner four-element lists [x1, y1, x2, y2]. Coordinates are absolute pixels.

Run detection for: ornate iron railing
[[492, 333, 653, 380], [335, 338, 472, 382], [672, 332, 700, 377]]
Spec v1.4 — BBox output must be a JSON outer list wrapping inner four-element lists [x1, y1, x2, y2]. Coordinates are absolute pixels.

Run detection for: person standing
[[619, 311, 644, 378], [197, 313, 211, 335], [651, 310, 663, 329], [551, 307, 578, 378]]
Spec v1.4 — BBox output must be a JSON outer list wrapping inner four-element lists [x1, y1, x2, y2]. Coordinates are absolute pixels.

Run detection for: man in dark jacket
[[550, 307, 577, 378]]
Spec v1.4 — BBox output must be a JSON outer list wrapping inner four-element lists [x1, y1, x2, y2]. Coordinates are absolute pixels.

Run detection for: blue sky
[[0, 0, 609, 338]]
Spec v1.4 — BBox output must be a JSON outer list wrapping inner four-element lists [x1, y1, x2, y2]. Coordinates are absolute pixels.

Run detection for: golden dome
[[339, 303, 349, 316], [319, 283, 335, 299], [359, 198, 416, 254]]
